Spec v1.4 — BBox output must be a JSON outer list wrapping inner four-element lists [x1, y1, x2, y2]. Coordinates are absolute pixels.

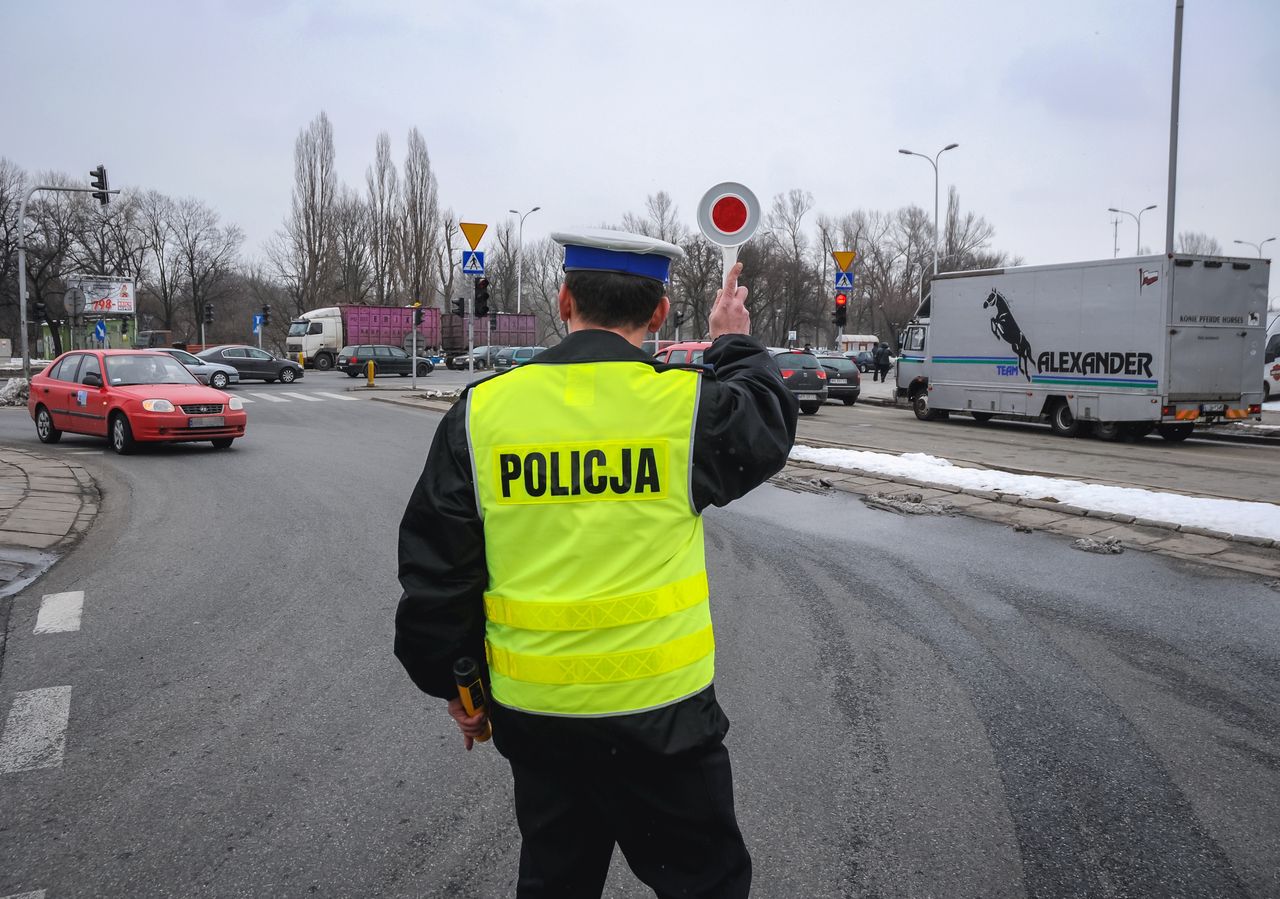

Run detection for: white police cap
[[552, 228, 685, 283]]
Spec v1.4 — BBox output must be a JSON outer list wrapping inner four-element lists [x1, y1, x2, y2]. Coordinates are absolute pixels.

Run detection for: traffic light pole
[[15, 183, 119, 380], [468, 287, 475, 376]]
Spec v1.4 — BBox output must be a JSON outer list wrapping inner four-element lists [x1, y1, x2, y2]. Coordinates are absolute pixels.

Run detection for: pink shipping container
[[340, 305, 440, 348], [441, 313, 537, 355]]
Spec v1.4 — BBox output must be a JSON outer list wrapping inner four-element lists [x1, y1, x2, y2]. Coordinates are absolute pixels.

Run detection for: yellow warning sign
[[460, 222, 488, 251], [832, 250, 856, 271]]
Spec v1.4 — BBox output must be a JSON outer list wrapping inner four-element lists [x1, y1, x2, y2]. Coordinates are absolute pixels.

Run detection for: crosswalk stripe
[[1, 890, 47, 899], [316, 392, 360, 402], [279, 392, 324, 403], [248, 392, 288, 404], [0, 687, 72, 774], [236, 396, 255, 404], [34, 591, 83, 634]]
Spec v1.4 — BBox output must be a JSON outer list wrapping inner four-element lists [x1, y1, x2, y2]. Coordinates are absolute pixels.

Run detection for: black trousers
[[509, 743, 751, 898], [874, 364, 890, 382]]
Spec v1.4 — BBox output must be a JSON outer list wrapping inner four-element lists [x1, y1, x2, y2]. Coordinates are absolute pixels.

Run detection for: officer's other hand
[[709, 262, 750, 340], [447, 697, 489, 751]]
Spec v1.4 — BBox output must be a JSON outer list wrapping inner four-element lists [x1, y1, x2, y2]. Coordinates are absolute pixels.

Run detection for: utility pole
[[1111, 215, 1121, 258], [1165, 0, 1184, 254]]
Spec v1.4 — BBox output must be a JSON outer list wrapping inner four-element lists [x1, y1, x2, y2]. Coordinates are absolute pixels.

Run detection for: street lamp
[[898, 143, 958, 275], [509, 206, 541, 314], [1108, 205, 1157, 255], [1234, 237, 1276, 259]]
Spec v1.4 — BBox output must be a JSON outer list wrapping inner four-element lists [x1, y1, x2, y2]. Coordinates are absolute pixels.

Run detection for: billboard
[[66, 275, 135, 314]]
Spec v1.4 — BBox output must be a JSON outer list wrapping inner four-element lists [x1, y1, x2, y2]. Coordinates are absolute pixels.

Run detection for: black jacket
[[395, 329, 798, 761]]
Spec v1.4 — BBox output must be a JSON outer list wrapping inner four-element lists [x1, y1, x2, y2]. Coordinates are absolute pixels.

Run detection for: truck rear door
[[1167, 259, 1267, 401]]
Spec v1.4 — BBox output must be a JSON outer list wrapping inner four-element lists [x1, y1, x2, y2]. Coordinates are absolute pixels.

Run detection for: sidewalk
[[0, 447, 101, 599]]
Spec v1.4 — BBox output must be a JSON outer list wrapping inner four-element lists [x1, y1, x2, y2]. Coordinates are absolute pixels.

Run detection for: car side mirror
[[83, 372, 103, 388]]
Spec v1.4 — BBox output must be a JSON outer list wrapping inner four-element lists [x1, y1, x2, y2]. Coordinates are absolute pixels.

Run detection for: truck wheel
[[971, 412, 993, 423], [1092, 421, 1124, 441], [1048, 401, 1080, 437], [1158, 423, 1194, 442], [314, 354, 334, 372], [912, 392, 947, 422]]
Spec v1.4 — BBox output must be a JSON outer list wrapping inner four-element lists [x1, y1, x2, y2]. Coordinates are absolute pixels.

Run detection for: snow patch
[[790, 444, 1280, 541]]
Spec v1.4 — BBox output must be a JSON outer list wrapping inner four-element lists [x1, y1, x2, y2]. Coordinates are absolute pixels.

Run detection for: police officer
[[395, 228, 798, 898]]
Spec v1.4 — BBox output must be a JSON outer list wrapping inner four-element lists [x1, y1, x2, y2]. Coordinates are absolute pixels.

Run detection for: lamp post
[[1234, 237, 1276, 259], [898, 143, 958, 275], [509, 206, 541, 314], [1108, 205, 1157, 255]]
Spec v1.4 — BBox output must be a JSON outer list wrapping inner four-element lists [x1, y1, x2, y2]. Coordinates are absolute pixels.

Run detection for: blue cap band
[[563, 245, 671, 282]]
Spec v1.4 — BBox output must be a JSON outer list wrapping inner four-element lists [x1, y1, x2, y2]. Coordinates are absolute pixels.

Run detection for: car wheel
[[912, 392, 946, 422], [1093, 421, 1124, 441], [842, 397, 856, 406], [35, 406, 62, 444], [1048, 401, 1080, 437], [210, 438, 234, 449], [417, 362, 432, 376], [110, 413, 136, 455], [346, 370, 360, 378], [209, 371, 229, 389], [1157, 423, 1194, 443], [314, 354, 334, 372], [971, 411, 994, 423], [800, 402, 821, 415], [279, 367, 297, 384]]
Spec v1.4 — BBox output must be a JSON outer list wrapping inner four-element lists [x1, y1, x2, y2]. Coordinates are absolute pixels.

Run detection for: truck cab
[[286, 308, 342, 371], [895, 294, 930, 412]]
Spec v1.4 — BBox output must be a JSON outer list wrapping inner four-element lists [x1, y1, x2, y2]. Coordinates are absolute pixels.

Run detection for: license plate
[[1201, 403, 1226, 413], [189, 416, 225, 428], [797, 393, 818, 401], [831, 378, 847, 385]]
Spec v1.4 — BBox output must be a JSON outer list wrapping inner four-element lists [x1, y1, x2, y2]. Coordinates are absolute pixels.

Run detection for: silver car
[[155, 347, 241, 389]]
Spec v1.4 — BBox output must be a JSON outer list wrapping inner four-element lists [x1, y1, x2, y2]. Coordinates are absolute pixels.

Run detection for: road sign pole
[[468, 288, 475, 376], [411, 320, 417, 390]]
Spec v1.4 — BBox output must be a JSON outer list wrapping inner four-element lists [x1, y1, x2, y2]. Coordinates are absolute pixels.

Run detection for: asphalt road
[[0, 374, 1278, 897]]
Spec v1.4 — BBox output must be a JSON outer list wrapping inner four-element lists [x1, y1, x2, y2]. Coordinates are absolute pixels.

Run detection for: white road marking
[[69, 450, 104, 455], [279, 391, 324, 403], [248, 392, 288, 403], [1, 890, 47, 899], [0, 687, 72, 774], [316, 392, 360, 402], [236, 396, 255, 403], [34, 590, 83, 634]]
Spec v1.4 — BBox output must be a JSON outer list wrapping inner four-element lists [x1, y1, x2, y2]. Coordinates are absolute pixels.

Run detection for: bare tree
[[366, 131, 399, 304], [487, 220, 518, 312], [435, 208, 460, 312], [398, 127, 439, 306], [671, 235, 720, 340], [522, 237, 568, 344], [273, 111, 336, 315], [0, 158, 27, 337], [332, 186, 372, 304], [622, 191, 687, 244], [172, 197, 243, 338], [137, 191, 185, 328], [1175, 231, 1223, 255]]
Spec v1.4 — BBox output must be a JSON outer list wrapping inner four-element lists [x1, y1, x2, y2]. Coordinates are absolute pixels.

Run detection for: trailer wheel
[[912, 393, 947, 422], [1092, 421, 1124, 441], [1048, 401, 1080, 437], [313, 353, 334, 372], [1125, 423, 1155, 440], [971, 411, 993, 423], [1157, 423, 1194, 443]]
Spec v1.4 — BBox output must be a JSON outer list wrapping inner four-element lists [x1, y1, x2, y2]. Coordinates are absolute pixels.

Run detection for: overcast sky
[[7, 0, 1278, 293]]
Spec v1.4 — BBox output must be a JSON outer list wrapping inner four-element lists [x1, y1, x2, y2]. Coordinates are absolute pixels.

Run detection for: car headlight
[[227, 397, 244, 411], [141, 399, 175, 412]]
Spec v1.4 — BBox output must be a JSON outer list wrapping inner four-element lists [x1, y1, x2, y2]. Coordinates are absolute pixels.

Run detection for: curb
[[783, 458, 1280, 577]]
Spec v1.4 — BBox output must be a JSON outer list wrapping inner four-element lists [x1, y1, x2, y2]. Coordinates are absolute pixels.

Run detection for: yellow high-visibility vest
[[467, 359, 713, 716]]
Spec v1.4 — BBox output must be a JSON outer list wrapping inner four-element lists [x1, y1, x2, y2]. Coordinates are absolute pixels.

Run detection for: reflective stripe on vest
[[468, 359, 713, 717]]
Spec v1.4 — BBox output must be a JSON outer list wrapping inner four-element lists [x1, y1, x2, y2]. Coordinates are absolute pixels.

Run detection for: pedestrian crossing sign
[[462, 251, 485, 275], [834, 271, 854, 290]]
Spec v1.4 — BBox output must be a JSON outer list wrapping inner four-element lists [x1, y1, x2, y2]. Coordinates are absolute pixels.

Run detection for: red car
[[29, 349, 248, 454]]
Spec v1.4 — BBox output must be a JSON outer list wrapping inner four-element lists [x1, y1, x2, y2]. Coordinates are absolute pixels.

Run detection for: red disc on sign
[[711, 196, 748, 235], [697, 182, 761, 248]]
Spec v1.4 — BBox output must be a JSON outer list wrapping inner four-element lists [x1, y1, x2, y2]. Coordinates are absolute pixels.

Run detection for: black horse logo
[[983, 289, 1035, 381]]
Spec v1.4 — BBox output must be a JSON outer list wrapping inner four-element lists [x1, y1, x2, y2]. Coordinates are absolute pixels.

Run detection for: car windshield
[[339, 346, 356, 355], [287, 322, 309, 337], [166, 350, 200, 365], [105, 355, 199, 386], [497, 350, 514, 361], [776, 353, 820, 369], [819, 357, 856, 373]]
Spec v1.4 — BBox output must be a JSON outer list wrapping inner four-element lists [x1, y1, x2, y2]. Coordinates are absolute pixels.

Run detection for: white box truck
[[896, 254, 1269, 441]]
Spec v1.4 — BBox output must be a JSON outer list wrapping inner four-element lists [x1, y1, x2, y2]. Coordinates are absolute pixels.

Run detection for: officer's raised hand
[[709, 262, 750, 339]]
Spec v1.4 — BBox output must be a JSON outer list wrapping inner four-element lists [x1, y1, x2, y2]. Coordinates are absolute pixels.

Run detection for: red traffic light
[[834, 294, 848, 307]]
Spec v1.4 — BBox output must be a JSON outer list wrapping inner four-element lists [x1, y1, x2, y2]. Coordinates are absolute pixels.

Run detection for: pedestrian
[[874, 341, 892, 382], [803, 342, 813, 354], [395, 228, 798, 899]]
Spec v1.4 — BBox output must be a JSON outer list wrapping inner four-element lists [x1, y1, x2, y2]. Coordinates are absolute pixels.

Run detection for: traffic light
[[121, 318, 129, 337], [204, 303, 215, 324], [89, 165, 110, 206], [34, 301, 47, 322], [412, 302, 424, 326], [453, 297, 466, 316], [672, 309, 686, 330], [474, 278, 490, 318], [261, 304, 271, 326], [832, 293, 848, 328]]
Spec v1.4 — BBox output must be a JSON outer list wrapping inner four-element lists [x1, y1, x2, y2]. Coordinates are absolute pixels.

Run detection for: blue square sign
[[462, 251, 486, 275]]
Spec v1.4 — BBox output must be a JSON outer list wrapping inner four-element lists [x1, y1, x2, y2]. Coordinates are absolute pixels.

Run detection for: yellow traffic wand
[[453, 657, 492, 743]]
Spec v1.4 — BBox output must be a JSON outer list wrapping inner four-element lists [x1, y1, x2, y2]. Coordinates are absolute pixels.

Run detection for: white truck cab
[[286, 308, 342, 371]]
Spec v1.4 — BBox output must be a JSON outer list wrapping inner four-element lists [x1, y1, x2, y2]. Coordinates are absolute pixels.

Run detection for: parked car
[[493, 346, 547, 371], [816, 354, 861, 405], [449, 345, 505, 371], [153, 347, 240, 389], [337, 344, 435, 378], [769, 348, 828, 415], [197, 345, 305, 384], [29, 349, 247, 454], [654, 341, 712, 365], [848, 350, 875, 373]]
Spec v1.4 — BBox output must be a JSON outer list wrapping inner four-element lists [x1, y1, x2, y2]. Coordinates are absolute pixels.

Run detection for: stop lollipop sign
[[697, 182, 760, 285]]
